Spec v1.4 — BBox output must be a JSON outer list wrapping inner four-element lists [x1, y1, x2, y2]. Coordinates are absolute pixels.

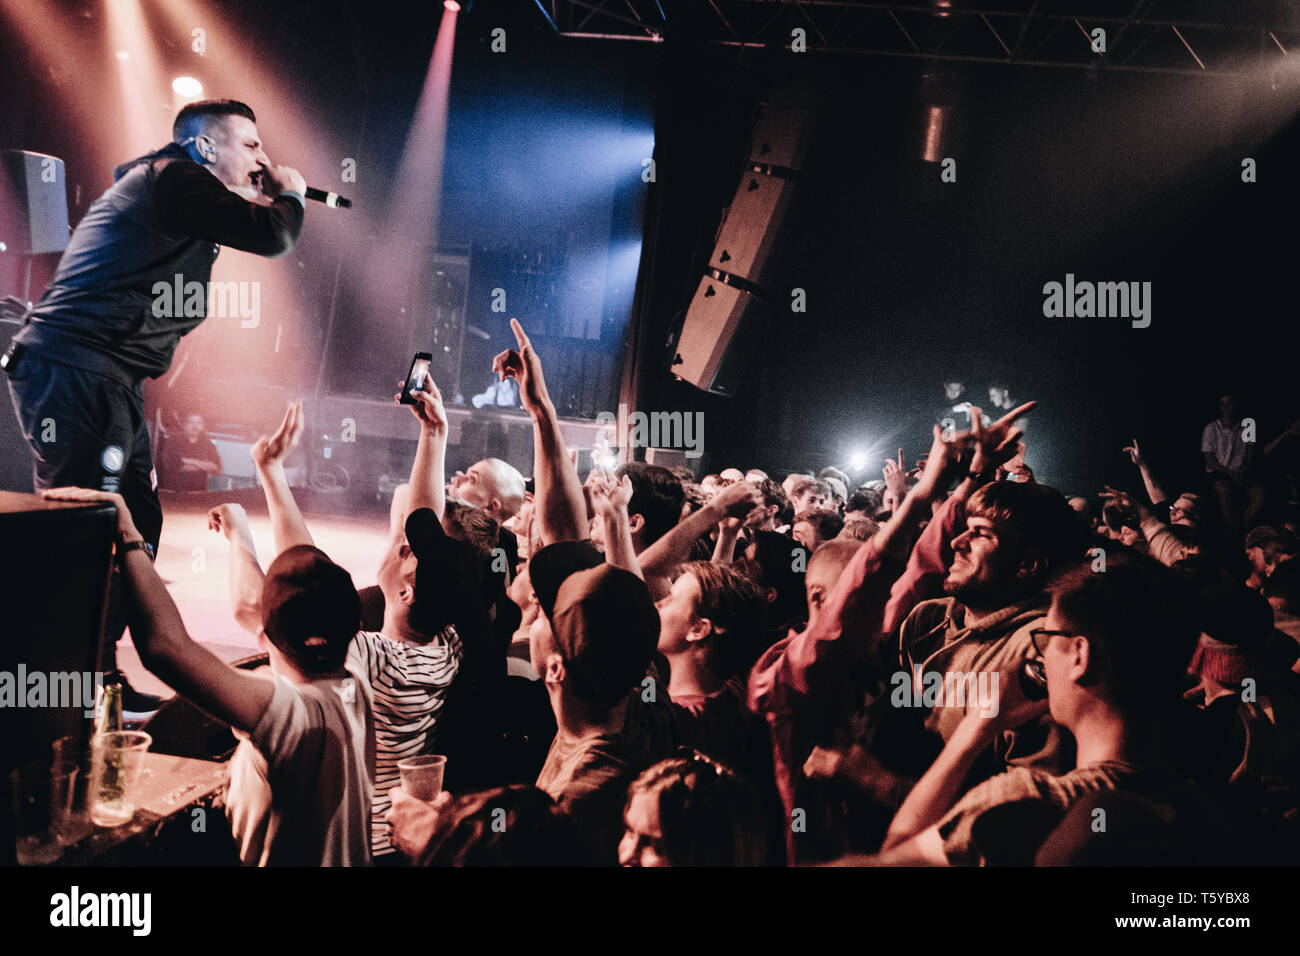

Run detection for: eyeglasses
[[1029, 627, 1076, 655]]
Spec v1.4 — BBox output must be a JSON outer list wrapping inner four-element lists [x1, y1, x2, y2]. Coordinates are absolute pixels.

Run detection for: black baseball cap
[[550, 563, 660, 711], [261, 545, 360, 675], [528, 540, 604, 620]]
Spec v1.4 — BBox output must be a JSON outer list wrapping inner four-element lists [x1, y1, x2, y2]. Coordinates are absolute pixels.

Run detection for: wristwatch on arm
[[115, 535, 156, 565]]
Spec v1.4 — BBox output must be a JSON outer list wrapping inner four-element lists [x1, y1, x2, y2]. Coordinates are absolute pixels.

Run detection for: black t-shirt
[[17, 144, 304, 382]]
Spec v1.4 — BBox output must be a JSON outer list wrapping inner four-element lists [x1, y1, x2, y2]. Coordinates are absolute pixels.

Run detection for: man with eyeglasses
[[875, 552, 1229, 865]]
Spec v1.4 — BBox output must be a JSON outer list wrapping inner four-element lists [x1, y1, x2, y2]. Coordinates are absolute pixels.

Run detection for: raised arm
[[882, 403, 1035, 633], [494, 318, 587, 544], [750, 402, 1039, 717], [640, 482, 760, 578], [153, 159, 304, 258], [397, 375, 448, 521], [882, 449, 909, 517], [251, 400, 314, 557], [589, 474, 642, 579], [1122, 439, 1169, 506], [712, 514, 742, 565], [42, 488, 274, 733], [747, 426, 972, 714], [207, 503, 265, 635]]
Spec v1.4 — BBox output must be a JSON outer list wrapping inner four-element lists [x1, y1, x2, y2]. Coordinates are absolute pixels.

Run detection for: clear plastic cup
[[396, 755, 446, 801], [88, 730, 151, 828], [51, 735, 95, 846], [10, 761, 78, 865]]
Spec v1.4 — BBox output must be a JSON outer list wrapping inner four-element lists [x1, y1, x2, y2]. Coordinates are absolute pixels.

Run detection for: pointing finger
[[996, 401, 1037, 427], [509, 317, 530, 352]]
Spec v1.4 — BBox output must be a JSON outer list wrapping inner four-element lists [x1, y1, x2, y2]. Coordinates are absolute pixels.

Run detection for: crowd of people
[[44, 322, 1300, 866]]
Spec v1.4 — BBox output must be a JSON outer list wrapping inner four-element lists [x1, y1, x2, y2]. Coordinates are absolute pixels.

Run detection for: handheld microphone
[[303, 187, 352, 209]]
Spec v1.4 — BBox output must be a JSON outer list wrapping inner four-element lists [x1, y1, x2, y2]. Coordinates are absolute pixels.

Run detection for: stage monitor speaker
[[0, 150, 69, 255], [670, 275, 765, 397], [0, 493, 114, 864], [707, 171, 797, 285]]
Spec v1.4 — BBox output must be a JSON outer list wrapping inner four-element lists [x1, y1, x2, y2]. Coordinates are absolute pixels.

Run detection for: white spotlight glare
[[849, 451, 868, 473], [172, 76, 203, 98], [444, 0, 461, 11], [115, 50, 130, 62]]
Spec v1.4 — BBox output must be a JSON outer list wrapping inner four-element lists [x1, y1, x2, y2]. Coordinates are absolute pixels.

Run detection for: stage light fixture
[[444, 1, 460, 11], [172, 76, 202, 97]]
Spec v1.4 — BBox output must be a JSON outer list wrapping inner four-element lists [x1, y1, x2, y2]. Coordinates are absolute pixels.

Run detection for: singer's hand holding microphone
[[257, 163, 307, 200], [256, 162, 353, 209]]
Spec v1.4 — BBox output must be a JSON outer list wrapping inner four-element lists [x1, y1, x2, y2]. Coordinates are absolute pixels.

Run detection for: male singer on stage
[[3, 99, 305, 708]]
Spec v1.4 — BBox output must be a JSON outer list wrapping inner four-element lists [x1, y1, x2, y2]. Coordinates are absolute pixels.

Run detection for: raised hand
[[906, 453, 927, 483], [207, 503, 250, 540], [585, 460, 616, 491], [912, 424, 971, 498], [711, 480, 762, 527], [394, 374, 447, 437], [969, 401, 1036, 476], [1098, 485, 1136, 510], [883, 448, 909, 501], [491, 318, 550, 415], [251, 400, 303, 471], [1122, 439, 1143, 466], [258, 162, 306, 199], [589, 473, 633, 521]]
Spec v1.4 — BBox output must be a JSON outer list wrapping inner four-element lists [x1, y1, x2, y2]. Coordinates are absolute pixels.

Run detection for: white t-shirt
[[227, 665, 375, 866], [1202, 420, 1247, 473], [347, 628, 461, 855]]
